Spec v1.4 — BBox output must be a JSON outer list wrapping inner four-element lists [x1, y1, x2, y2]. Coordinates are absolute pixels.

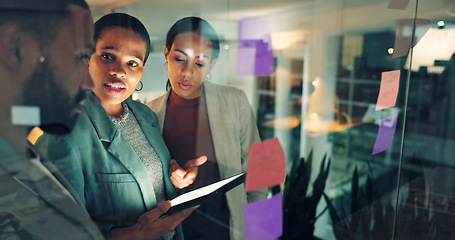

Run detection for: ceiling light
[[388, 48, 394, 54]]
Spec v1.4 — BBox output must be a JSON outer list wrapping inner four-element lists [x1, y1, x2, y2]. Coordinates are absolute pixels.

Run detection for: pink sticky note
[[376, 70, 401, 110], [393, 18, 431, 58], [387, 0, 411, 10], [245, 138, 286, 192], [243, 193, 283, 240]]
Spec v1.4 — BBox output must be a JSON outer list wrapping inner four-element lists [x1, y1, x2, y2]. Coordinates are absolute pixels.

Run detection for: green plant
[[323, 156, 441, 240], [323, 167, 386, 240], [282, 150, 331, 240]]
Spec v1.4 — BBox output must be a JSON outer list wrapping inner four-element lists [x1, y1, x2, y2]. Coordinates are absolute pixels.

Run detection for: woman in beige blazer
[[147, 16, 267, 240]]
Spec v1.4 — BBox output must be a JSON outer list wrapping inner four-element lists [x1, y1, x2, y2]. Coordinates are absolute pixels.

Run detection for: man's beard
[[22, 58, 87, 135]]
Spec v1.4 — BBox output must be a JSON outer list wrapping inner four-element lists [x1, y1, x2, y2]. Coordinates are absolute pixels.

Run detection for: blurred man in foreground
[[0, 0, 103, 239]]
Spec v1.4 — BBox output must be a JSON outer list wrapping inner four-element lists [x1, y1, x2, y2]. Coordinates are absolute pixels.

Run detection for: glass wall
[[28, 0, 455, 239]]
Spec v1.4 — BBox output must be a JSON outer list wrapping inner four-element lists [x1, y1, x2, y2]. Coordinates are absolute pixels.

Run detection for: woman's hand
[[169, 156, 207, 189], [109, 201, 198, 240]]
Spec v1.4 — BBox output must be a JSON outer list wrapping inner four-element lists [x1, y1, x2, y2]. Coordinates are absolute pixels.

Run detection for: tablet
[[163, 172, 246, 216]]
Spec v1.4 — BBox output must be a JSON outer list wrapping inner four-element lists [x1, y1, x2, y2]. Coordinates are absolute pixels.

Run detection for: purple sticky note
[[237, 17, 274, 76], [238, 16, 269, 40], [243, 193, 283, 240], [393, 18, 431, 58], [254, 40, 274, 75], [372, 113, 398, 155], [237, 41, 257, 75]]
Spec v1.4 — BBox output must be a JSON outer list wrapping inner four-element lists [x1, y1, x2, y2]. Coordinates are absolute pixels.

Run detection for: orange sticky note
[[376, 70, 401, 111], [245, 138, 286, 192]]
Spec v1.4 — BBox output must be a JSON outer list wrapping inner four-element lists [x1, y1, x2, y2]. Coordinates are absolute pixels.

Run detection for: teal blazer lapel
[[84, 93, 158, 210], [106, 131, 158, 209]]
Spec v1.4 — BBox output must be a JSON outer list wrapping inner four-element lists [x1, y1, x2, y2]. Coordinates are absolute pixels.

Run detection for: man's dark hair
[[0, 0, 90, 47], [94, 13, 151, 65]]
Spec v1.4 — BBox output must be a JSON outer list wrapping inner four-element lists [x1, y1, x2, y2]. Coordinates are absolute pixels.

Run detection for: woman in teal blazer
[[35, 13, 202, 240], [36, 93, 183, 238]]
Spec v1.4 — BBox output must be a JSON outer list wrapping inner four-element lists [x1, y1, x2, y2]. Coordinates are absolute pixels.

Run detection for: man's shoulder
[[0, 163, 103, 239]]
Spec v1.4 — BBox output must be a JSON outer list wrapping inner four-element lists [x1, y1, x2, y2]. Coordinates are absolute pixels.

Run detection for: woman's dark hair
[[165, 16, 220, 61], [165, 16, 220, 90], [94, 13, 151, 65]]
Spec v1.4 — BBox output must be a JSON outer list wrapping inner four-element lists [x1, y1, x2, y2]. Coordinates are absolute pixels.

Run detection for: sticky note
[[237, 17, 274, 76], [372, 113, 398, 155], [237, 44, 257, 76], [253, 40, 274, 75], [245, 138, 286, 192], [376, 70, 400, 110], [11, 105, 40, 126], [243, 193, 283, 240], [393, 18, 431, 58], [387, 0, 411, 10]]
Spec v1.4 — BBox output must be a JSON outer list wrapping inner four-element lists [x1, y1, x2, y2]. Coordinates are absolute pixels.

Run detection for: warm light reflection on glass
[[310, 112, 319, 119], [405, 28, 455, 73], [262, 115, 301, 129], [27, 126, 43, 144], [312, 80, 318, 87]]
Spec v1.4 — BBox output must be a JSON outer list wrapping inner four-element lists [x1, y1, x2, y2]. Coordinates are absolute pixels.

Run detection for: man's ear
[[0, 24, 25, 71]]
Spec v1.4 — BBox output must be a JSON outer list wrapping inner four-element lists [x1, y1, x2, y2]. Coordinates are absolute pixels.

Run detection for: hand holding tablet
[[163, 172, 246, 216]]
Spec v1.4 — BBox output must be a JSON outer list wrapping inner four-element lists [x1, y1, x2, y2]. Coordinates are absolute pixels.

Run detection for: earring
[[38, 56, 45, 63], [205, 73, 212, 80], [135, 81, 143, 91], [164, 62, 168, 70]]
